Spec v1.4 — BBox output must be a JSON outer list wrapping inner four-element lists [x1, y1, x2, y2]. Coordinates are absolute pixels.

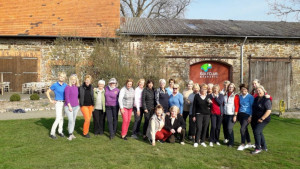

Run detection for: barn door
[[249, 61, 291, 110], [0, 57, 38, 92]]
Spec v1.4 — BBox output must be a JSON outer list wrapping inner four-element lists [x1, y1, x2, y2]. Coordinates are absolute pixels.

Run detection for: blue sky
[[185, 0, 297, 22]]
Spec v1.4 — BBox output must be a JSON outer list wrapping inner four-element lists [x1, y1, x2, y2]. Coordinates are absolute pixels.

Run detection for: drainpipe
[[240, 37, 247, 84]]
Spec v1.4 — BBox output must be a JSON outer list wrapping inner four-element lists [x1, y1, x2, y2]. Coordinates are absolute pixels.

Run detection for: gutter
[[241, 37, 248, 84], [119, 33, 300, 39]]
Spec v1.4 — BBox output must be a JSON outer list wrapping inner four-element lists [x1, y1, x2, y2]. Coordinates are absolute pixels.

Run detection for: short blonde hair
[[169, 105, 179, 114], [84, 75, 92, 82], [159, 79, 166, 84], [200, 83, 208, 90], [187, 80, 194, 86], [207, 83, 213, 89], [224, 80, 230, 85], [193, 83, 200, 90], [173, 84, 180, 89], [256, 85, 267, 93], [137, 79, 145, 86], [213, 84, 220, 91], [58, 72, 66, 78], [69, 74, 80, 87]]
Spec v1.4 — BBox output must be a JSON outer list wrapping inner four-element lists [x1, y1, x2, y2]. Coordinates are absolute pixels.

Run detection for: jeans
[[251, 120, 269, 150], [50, 102, 65, 135], [121, 108, 133, 136], [143, 109, 154, 136], [64, 105, 79, 135], [238, 112, 251, 144], [132, 107, 144, 135], [210, 114, 223, 143], [223, 115, 236, 146], [93, 109, 106, 134], [106, 106, 119, 137], [195, 114, 210, 143]]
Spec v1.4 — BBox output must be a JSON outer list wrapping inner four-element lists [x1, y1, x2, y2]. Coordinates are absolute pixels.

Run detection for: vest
[[224, 93, 235, 115]]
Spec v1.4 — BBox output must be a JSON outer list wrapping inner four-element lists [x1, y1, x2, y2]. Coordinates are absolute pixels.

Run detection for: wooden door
[[0, 56, 38, 92], [249, 61, 291, 110]]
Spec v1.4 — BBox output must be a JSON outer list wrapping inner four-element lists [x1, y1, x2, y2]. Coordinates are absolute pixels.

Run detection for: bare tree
[[268, 0, 300, 21], [120, 0, 191, 18]]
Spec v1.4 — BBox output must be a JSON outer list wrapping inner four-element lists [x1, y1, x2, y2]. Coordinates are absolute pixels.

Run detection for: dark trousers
[[106, 106, 119, 136], [195, 114, 210, 143], [223, 115, 236, 146], [183, 111, 189, 122], [251, 120, 269, 150], [132, 107, 144, 135], [168, 129, 186, 143], [238, 113, 251, 144], [93, 109, 106, 134], [222, 116, 228, 140], [210, 114, 223, 143], [143, 109, 154, 136], [188, 115, 196, 136]]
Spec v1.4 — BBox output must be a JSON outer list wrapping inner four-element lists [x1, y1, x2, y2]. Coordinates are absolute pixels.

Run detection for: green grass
[[0, 115, 299, 169]]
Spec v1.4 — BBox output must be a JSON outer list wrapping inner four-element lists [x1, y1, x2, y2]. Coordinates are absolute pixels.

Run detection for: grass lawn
[[0, 115, 299, 169]]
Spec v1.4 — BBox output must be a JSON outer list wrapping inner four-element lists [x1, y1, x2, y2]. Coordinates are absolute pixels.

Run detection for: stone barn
[[120, 17, 300, 110], [0, 1, 300, 110]]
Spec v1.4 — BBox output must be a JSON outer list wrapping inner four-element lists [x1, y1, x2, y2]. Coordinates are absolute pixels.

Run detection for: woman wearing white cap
[[105, 78, 120, 140], [93, 80, 106, 136]]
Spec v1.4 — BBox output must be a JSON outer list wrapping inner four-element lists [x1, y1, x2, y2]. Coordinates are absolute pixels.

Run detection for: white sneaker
[[71, 134, 76, 139], [237, 145, 245, 151], [245, 144, 255, 149], [223, 139, 229, 144], [194, 143, 199, 147], [180, 142, 185, 145], [209, 142, 213, 147], [67, 136, 73, 141], [216, 142, 221, 146], [201, 142, 207, 147]]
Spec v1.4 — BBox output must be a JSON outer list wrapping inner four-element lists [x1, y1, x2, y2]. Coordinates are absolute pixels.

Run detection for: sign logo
[[201, 63, 212, 72], [200, 63, 218, 78]]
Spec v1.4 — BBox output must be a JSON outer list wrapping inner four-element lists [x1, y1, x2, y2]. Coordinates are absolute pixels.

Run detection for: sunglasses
[[173, 88, 178, 90]]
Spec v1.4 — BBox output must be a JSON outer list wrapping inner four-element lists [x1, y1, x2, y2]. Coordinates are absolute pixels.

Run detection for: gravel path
[[0, 110, 83, 120]]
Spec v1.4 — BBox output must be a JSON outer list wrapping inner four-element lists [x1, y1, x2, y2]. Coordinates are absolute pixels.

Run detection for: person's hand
[[152, 142, 155, 146], [177, 127, 182, 133], [193, 117, 196, 122], [171, 129, 175, 133], [180, 114, 183, 116], [258, 119, 264, 123], [68, 106, 73, 112], [233, 116, 237, 123], [247, 116, 252, 123], [137, 110, 140, 117], [120, 108, 125, 114], [144, 109, 148, 113], [187, 100, 191, 104], [50, 100, 56, 104]]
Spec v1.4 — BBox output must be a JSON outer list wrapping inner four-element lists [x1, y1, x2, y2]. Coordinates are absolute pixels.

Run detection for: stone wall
[[128, 36, 300, 109], [0, 36, 299, 109]]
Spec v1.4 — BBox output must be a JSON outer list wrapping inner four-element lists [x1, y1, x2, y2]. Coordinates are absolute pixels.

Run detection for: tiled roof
[[0, 0, 120, 38], [120, 17, 300, 38]]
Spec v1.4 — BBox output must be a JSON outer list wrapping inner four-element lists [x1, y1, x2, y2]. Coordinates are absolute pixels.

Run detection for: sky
[[185, 0, 298, 22]]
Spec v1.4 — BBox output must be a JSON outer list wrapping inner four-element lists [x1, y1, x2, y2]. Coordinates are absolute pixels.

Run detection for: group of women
[[46, 72, 272, 154]]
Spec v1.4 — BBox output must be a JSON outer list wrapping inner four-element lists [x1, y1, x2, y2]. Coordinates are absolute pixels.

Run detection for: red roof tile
[[0, 0, 120, 38]]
